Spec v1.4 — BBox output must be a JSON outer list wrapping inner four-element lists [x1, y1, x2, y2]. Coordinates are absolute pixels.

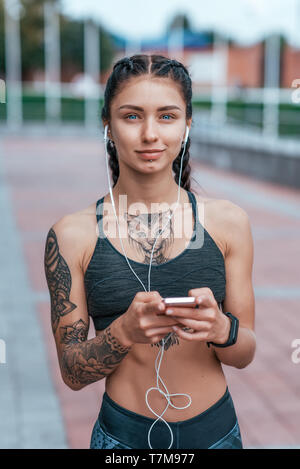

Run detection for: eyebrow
[[118, 105, 182, 112]]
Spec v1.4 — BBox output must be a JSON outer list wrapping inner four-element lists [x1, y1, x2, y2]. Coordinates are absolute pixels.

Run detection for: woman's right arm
[[43, 216, 132, 391], [44, 214, 180, 391]]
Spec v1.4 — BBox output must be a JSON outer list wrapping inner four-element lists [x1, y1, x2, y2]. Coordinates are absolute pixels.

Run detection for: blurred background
[[0, 0, 300, 449]]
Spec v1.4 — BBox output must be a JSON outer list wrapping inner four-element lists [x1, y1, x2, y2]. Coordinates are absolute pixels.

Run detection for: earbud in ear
[[183, 126, 189, 144], [104, 125, 109, 143]]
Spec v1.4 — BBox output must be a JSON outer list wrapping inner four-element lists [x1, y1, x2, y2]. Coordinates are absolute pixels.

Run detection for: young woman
[[44, 54, 256, 450]]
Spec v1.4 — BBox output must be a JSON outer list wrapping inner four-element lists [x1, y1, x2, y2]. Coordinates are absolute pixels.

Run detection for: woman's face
[[106, 75, 191, 174]]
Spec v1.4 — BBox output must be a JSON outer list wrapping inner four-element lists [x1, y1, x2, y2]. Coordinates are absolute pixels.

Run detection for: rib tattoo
[[60, 320, 131, 387], [44, 228, 77, 333]]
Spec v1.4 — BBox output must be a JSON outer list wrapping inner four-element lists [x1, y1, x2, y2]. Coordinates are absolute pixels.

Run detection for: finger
[[143, 316, 183, 330], [172, 326, 208, 342], [171, 317, 211, 331], [165, 305, 215, 320], [165, 306, 200, 319], [188, 291, 215, 309], [146, 326, 175, 338], [155, 301, 167, 315], [195, 295, 214, 308], [144, 300, 165, 315], [136, 291, 161, 303], [188, 288, 213, 301]]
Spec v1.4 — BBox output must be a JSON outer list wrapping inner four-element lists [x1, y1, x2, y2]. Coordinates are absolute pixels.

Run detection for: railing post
[[4, 0, 22, 129], [44, 0, 61, 125], [84, 19, 100, 131], [263, 35, 280, 138]]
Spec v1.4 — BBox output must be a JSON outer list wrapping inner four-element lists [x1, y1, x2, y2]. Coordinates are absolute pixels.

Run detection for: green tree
[[60, 15, 116, 78], [20, 0, 46, 79], [167, 13, 192, 32], [100, 26, 116, 73], [0, 0, 6, 77], [0, 0, 116, 81], [60, 14, 84, 76]]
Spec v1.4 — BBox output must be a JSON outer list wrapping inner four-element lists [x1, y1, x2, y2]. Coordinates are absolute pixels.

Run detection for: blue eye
[[124, 114, 174, 120]]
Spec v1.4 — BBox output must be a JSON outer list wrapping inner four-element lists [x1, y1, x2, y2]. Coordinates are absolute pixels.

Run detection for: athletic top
[[84, 191, 226, 331]]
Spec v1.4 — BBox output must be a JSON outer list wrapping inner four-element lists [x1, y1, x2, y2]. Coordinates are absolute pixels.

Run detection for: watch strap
[[207, 312, 239, 348]]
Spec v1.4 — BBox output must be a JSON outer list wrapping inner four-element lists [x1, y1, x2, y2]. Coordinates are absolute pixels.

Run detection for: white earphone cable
[[103, 125, 192, 449]]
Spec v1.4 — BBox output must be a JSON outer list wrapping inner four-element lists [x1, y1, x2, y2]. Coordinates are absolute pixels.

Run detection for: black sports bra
[[84, 191, 226, 331]]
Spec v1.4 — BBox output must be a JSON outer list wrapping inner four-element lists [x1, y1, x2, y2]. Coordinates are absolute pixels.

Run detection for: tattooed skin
[[59, 319, 88, 345], [125, 209, 192, 349], [44, 228, 77, 333], [43, 227, 131, 388], [125, 209, 175, 265], [124, 209, 192, 349], [60, 320, 131, 387], [151, 328, 195, 350]]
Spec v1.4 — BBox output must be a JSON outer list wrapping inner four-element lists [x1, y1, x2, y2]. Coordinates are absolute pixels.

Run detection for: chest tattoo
[[125, 208, 193, 349], [125, 208, 175, 265]]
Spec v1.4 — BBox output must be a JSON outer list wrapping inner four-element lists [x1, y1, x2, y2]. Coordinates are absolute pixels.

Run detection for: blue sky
[[61, 0, 300, 46]]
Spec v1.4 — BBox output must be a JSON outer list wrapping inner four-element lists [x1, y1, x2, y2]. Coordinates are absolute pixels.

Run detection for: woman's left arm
[[214, 201, 256, 368], [169, 201, 256, 369]]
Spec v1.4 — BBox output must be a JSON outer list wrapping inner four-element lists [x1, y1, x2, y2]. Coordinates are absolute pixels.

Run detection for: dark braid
[[107, 141, 119, 187], [172, 137, 192, 192], [102, 54, 194, 192]]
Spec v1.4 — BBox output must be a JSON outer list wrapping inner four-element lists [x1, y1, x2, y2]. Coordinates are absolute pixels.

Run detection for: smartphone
[[162, 297, 197, 307]]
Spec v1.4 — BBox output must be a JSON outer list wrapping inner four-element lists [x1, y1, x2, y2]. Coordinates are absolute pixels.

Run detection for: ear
[[103, 121, 111, 137]]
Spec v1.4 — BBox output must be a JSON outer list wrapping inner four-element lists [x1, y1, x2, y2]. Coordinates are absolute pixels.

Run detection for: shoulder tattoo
[[44, 228, 77, 334]]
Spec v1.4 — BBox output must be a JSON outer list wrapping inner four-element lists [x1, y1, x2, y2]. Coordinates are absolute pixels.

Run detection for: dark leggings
[[90, 387, 243, 449]]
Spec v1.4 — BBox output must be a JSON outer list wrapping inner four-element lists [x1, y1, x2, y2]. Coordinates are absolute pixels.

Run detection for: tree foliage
[[0, 0, 5, 77], [0, 0, 116, 80], [167, 13, 192, 32], [20, 0, 46, 79]]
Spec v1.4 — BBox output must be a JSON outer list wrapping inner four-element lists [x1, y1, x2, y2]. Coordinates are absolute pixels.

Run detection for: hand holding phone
[[160, 297, 198, 333], [162, 297, 197, 308]]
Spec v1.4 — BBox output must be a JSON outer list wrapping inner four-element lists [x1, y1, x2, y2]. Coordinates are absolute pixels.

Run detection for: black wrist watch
[[207, 312, 239, 348]]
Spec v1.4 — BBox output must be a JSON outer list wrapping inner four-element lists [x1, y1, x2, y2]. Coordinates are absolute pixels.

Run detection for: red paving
[[3, 135, 300, 448]]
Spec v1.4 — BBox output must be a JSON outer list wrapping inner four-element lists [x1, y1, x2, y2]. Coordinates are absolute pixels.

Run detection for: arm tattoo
[[60, 321, 131, 387], [44, 228, 77, 333], [60, 319, 88, 345]]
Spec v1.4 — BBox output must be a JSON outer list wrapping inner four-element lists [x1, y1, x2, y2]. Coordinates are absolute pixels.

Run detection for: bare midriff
[[95, 330, 228, 422]]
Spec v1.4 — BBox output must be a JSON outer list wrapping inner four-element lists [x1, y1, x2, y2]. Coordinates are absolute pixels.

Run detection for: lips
[[136, 150, 165, 160]]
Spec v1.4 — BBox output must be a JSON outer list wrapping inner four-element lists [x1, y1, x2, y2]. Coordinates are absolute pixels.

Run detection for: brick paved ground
[[0, 135, 300, 448]]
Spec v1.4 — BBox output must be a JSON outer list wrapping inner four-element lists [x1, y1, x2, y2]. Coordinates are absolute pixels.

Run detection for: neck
[[112, 177, 186, 214]]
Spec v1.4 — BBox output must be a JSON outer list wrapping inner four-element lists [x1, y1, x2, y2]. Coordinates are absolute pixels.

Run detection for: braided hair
[[102, 54, 194, 192]]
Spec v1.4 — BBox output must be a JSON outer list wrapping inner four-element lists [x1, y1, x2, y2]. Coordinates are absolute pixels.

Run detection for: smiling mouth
[[137, 150, 165, 160]]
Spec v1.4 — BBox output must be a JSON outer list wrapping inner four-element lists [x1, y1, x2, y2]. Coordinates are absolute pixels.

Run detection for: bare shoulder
[[195, 193, 247, 217], [210, 198, 249, 222], [49, 202, 98, 269], [194, 194, 252, 257], [212, 199, 252, 257]]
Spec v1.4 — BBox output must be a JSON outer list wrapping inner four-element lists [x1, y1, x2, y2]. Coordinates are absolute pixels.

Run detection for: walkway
[[0, 135, 299, 448]]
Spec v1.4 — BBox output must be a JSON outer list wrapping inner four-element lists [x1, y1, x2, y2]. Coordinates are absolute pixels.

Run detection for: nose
[[141, 118, 159, 143]]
